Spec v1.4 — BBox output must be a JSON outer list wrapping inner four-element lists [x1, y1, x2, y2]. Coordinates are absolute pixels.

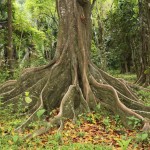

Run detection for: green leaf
[[25, 92, 29, 96], [25, 97, 32, 103], [144, 69, 150, 74], [37, 109, 46, 118], [141, 133, 148, 141], [12, 135, 19, 143]]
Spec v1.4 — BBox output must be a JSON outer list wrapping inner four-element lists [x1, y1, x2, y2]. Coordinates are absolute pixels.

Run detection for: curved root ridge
[[1, 61, 150, 140], [25, 85, 89, 139]]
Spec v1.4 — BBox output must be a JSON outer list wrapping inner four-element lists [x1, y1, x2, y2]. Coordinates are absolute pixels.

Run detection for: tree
[[0, 1, 8, 68], [105, 0, 139, 73], [25, 0, 58, 60], [92, 0, 107, 69], [136, 0, 150, 86], [0, 0, 14, 75], [0, 0, 150, 139], [6, 0, 13, 73]]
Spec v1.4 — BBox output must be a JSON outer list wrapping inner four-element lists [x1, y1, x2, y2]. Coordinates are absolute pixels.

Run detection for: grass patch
[[108, 70, 137, 83]]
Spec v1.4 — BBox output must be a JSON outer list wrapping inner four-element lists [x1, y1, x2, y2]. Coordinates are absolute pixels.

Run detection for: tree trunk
[[5, 0, 13, 76], [136, 0, 150, 86], [0, 0, 150, 139]]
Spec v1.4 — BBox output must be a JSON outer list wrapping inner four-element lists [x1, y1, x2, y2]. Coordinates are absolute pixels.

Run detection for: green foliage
[[103, 116, 111, 129], [12, 135, 19, 143], [117, 137, 131, 150], [109, 70, 137, 82], [59, 143, 112, 150], [91, 0, 108, 69], [90, 0, 140, 72], [135, 132, 149, 142], [114, 115, 122, 127], [127, 116, 141, 129], [13, 1, 47, 62], [78, 131, 86, 137], [0, 70, 9, 84], [0, 104, 150, 149], [94, 103, 101, 113], [104, 0, 139, 70], [36, 109, 46, 119], [0, 0, 58, 70], [0, 133, 113, 150], [25, 92, 32, 104], [23, 0, 58, 61], [144, 67, 150, 74], [137, 90, 150, 106]]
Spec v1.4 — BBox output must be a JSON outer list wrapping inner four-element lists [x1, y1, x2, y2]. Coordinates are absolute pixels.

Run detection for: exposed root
[[15, 61, 63, 131], [90, 64, 150, 111], [90, 64, 140, 101], [25, 85, 89, 139], [141, 119, 150, 131], [0, 80, 16, 95], [89, 75, 150, 131], [0, 59, 150, 139], [0, 59, 150, 140], [15, 76, 50, 131]]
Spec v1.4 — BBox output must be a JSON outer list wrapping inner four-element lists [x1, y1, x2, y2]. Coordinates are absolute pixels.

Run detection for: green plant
[[127, 116, 141, 129], [59, 143, 113, 150], [82, 113, 96, 124], [137, 90, 150, 106], [117, 138, 131, 150], [78, 131, 86, 137], [0, 70, 9, 84], [12, 135, 19, 143], [54, 132, 63, 144], [135, 132, 149, 143], [94, 103, 101, 113], [0, 98, 5, 115], [36, 109, 46, 119], [25, 92, 32, 104], [114, 115, 123, 129], [103, 116, 111, 129], [114, 115, 120, 123]]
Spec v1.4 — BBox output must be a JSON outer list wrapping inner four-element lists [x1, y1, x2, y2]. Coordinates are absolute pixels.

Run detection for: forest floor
[[0, 72, 150, 150]]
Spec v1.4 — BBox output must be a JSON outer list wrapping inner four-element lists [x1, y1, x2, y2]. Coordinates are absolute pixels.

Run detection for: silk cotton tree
[[0, 0, 150, 138]]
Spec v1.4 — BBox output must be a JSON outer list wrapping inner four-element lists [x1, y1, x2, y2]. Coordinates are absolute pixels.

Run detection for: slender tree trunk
[[136, 0, 150, 86], [6, 0, 13, 76]]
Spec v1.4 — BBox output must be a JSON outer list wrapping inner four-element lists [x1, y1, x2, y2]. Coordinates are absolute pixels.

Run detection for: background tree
[[24, 0, 58, 61], [0, 1, 8, 67], [13, 1, 46, 67], [0, 0, 150, 139], [136, 0, 150, 86], [1, 0, 58, 70], [91, 0, 107, 69], [6, 0, 13, 74], [104, 0, 139, 73]]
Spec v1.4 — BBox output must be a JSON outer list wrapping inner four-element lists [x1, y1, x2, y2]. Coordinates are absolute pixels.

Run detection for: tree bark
[[5, 0, 13, 76], [136, 0, 150, 86]]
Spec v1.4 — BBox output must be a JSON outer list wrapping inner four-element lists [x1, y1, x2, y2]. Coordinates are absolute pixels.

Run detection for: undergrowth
[[0, 70, 150, 150], [0, 102, 150, 150]]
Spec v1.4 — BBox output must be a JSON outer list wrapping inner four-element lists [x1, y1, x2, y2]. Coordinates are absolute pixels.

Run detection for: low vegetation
[[0, 73, 149, 150]]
